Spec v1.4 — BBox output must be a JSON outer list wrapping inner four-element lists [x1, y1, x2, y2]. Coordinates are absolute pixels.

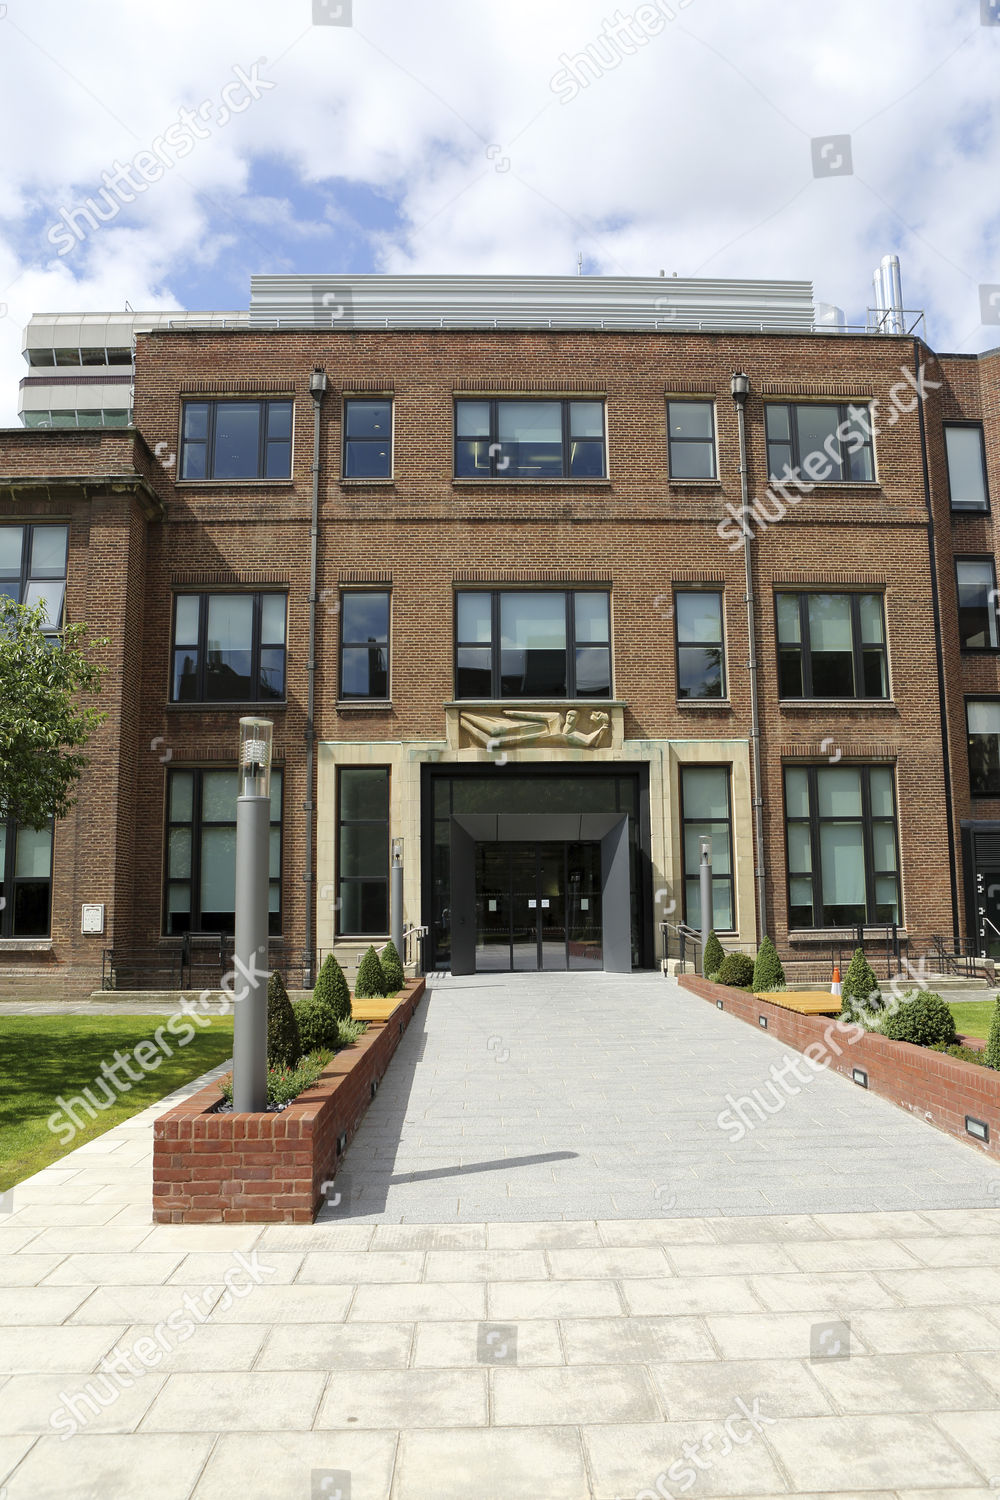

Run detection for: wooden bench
[[754, 989, 841, 1016]]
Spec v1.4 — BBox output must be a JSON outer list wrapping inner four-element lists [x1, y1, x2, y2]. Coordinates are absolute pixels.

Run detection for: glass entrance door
[[474, 842, 601, 971]]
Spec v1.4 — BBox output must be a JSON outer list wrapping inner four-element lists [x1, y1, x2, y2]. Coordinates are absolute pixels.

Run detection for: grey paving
[[327, 972, 1000, 1223]]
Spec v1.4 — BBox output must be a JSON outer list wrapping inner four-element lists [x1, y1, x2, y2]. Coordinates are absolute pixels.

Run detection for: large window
[[179, 399, 293, 481], [343, 399, 392, 479], [338, 768, 390, 935], [956, 558, 999, 651], [776, 592, 888, 699], [675, 591, 725, 699], [945, 424, 990, 512], [339, 591, 390, 700], [784, 765, 900, 928], [0, 819, 53, 938], [967, 700, 1000, 797], [165, 769, 282, 935], [24, 409, 130, 428], [455, 590, 611, 699], [454, 399, 606, 479], [0, 523, 68, 636], [765, 403, 875, 483], [680, 766, 734, 932], [667, 401, 717, 479], [171, 593, 286, 703]]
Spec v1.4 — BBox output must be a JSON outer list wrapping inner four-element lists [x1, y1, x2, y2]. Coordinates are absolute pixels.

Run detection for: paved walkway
[[2, 975, 1000, 1497]]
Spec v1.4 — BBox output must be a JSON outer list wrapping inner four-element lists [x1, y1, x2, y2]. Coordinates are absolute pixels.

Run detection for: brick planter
[[680, 974, 1000, 1160], [152, 979, 425, 1223]]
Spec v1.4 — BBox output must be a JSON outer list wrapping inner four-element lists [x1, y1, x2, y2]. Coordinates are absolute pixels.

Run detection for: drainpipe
[[731, 371, 768, 943], [304, 367, 328, 988]]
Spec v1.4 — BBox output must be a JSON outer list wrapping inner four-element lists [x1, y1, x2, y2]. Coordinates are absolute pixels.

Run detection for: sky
[[1, 0, 999, 423]]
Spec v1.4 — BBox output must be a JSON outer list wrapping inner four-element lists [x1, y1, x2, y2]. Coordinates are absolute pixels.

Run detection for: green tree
[[380, 939, 405, 993], [984, 996, 1000, 1071], [702, 930, 724, 977], [840, 947, 881, 1018], [752, 935, 785, 992], [293, 997, 340, 1053], [0, 598, 106, 828], [266, 971, 300, 1068], [314, 953, 351, 1023], [354, 945, 387, 999]]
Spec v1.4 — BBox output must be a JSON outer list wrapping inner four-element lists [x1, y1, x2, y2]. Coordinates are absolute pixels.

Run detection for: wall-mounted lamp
[[730, 371, 750, 406]]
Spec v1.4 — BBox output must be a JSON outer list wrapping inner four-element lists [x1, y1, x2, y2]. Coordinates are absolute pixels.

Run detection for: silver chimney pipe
[[881, 254, 905, 334]]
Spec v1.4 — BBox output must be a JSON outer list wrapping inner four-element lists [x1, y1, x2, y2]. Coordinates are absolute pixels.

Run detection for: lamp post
[[232, 717, 273, 1114], [391, 837, 404, 961], [699, 835, 713, 977]]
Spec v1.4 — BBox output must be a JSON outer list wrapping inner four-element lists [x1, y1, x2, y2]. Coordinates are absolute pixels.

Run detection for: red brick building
[[1, 275, 998, 997]]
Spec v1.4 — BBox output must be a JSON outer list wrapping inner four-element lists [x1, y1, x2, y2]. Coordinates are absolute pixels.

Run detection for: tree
[[0, 598, 106, 828], [984, 996, 1000, 1071], [380, 939, 405, 993], [702, 930, 724, 976], [313, 953, 351, 1023], [354, 945, 387, 999], [266, 971, 300, 1068], [752, 935, 785, 992], [840, 946, 882, 1018]]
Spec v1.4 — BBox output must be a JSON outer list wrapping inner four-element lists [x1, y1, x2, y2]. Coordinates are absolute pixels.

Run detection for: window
[[776, 592, 888, 699], [165, 769, 282, 935], [945, 424, 989, 512], [667, 400, 717, 479], [675, 591, 725, 699], [455, 590, 611, 699], [784, 765, 900, 928], [765, 403, 874, 483], [454, 399, 606, 479], [23, 409, 130, 428], [179, 399, 293, 481], [343, 399, 392, 478], [956, 558, 999, 651], [680, 766, 734, 932], [339, 591, 390, 699], [0, 818, 53, 938], [337, 767, 390, 935], [171, 593, 286, 703], [967, 700, 1000, 796], [0, 524, 68, 636]]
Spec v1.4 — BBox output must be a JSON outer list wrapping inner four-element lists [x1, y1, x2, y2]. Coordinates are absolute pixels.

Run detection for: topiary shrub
[[354, 944, 387, 999], [314, 953, 351, 1023], [984, 996, 1000, 1071], [881, 990, 958, 1049], [702, 930, 724, 977], [380, 939, 405, 993], [840, 947, 882, 1019], [717, 951, 755, 989], [752, 935, 785, 992], [293, 996, 341, 1053], [266, 971, 300, 1069]]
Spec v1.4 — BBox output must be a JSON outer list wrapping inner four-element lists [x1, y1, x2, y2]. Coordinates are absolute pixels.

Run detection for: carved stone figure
[[460, 708, 610, 750]]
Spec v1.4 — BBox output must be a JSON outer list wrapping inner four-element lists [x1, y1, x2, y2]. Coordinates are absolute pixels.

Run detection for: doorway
[[474, 841, 603, 972]]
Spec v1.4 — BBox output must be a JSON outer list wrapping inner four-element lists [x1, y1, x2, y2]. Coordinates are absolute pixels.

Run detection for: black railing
[[830, 924, 909, 981], [400, 925, 428, 976], [660, 920, 704, 972], [102, 935, 314, 993], [930, 936, 996, 981]]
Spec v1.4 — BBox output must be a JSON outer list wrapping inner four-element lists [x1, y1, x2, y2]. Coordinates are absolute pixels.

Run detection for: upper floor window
[[455, 590, 611, 699], [171, 592, 286, 703], [180, 399, 293, 481], [339, 591, 390, 700], [675, 591, 725, 699], [776, 592, 888, 700], [165, 768, 283, 936], [667, 401, 717, 479], [784, 764, 900, 928], [24, 409, 130, 428], [343, 399, 392, 479], [0, 818, 53, 938], [945, 424, 989, 512], [454, 399, 606, 479], [956, 558, 999, 651], [766, 403, 874, 484], [0, 524, 68, 636], [967, 700, 1000, 797]]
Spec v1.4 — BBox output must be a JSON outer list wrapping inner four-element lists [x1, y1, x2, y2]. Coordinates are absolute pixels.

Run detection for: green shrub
[[338, 1017, 367, 1047], [218, 1050, 332, 1109], [355, 944, 388, 999], [717, 951, 755, 989], [930, 1040, 987, 1066], [314, 953, 351, 1023], [266, 971, 300, 1069], [702, 930, 724, 976], [380, 939, 405, 993], [293, 996, 341, 1053], [984, 996, 1000, 1071], [752, 935, 785, 992], [840, 947, 882, 1019], [881, 990, 958, 1049]]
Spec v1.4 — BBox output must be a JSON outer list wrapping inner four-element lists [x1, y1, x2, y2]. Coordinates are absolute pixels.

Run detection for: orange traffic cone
[[831, 966, 842, 998]]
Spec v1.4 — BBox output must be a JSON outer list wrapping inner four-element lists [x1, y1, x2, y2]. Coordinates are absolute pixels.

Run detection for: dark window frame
[[944, 421, 991, 514], [666, 399, 718, 480], [0, 816, 54, 939], [674, 589, 726, 700], [0, 522, 69, 635], [163, 767, 283, 937], [178, 397, 294, 482], [336, 765, 391, 937], [955, 555, 1000, 653], [784, 763, 901, 930], [775, 590, 889, 701], [453, 397, 607, 480], [342, 397, 394, 480], [338, 589, 391, 701], [170, 591, 287, 704], [966, 696, 1000, 798], [453, 588, 613, 700], [679, 763, 736, 935], [765, 401, 875, 484]]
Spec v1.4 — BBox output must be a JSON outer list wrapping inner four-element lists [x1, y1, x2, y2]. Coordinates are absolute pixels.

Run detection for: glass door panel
[[510, 845, 539, 971], [567, 841, 602, 970], [475, 845, 511, 971], [538, 844, 567, 971]]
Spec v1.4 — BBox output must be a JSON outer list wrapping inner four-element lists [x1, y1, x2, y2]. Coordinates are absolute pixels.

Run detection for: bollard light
[[392, 837, 404, 867], [239, 717, 273, 800], [233, 716, 273, 1113]]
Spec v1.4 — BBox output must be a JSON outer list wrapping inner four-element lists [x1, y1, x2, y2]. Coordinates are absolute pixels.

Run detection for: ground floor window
[[0, 818, 53, 937], [784, 764, 900, 928], [164, 769, 282, 935], [680, 766, 734, 932], [337, 767, 390, 935]]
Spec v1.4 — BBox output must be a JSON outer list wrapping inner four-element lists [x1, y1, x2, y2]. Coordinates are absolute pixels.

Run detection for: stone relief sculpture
[[460, 708, 611, 750]]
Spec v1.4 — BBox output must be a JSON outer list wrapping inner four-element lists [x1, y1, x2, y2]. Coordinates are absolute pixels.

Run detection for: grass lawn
[[0, 1013, 234, 1191], [947, 1000, 998, 1040]]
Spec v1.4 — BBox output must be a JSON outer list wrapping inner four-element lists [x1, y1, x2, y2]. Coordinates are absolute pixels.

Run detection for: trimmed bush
[[314, 953, 351, 1023], [354, 944, 388, 999], [717, 951, 755, 989], [293, 996, 340, 1053], [840, 947, 882, 1018], [702, 930, 724, 977], [930, 1040, 987, 1066], [880, 990, 958, 1049], [752, 935, 785, 992], [984, 996, 1000, 1071], [380, 939, 405, 993], [266, 971, 300, 1069]]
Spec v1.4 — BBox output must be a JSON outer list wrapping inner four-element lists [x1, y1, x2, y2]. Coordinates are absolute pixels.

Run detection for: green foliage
[[717, 952, 755, 989], [840, 947, 882, 1019], [702, 930, 725, 976], [266, 971, 300, 1069], [380, 939, 405, 993], [354, 944, 388, 999], [0, 598, 107, 827], [337, 1018, 367, 1047], [984, 997, 1000, 1071], [293, 996, 341, 1053], [218, 1050, 332, 1109], [313, 953, 351, 1023], [881, 990, 958, 1049], [751, 935, 785, 992], [930, 1040, 987, 1066]]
